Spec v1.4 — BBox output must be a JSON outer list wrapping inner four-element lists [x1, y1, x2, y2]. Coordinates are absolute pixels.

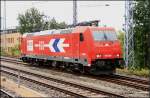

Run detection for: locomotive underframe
[[21, 55, 123, 75], [89, 58, 123, 75]]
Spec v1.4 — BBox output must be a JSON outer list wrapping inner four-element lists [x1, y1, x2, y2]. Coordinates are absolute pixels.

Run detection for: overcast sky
[[1, 1, 125, 31]]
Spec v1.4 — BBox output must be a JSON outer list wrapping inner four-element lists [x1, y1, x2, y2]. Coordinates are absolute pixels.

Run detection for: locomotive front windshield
[[92, 30, 117, 41]]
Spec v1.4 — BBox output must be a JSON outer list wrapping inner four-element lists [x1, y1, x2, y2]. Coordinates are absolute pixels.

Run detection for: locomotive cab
[[85, 27, 123, 75]]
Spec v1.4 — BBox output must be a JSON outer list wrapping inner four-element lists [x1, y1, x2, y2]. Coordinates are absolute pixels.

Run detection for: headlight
[[96, 54, 102, 58], [116, 54, 120, 57]]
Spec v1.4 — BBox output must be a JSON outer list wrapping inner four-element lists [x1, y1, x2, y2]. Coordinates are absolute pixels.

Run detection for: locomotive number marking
[[35, 41, 45, 50]]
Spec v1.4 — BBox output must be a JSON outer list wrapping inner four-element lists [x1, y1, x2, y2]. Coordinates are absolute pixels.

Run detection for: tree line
[[17, 7, 67, 34], [118, 0, 150, 69], [133, 0, 150, 69]]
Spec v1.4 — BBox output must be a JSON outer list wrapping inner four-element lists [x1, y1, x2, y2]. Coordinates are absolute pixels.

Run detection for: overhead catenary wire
[[79, 4, 124, 7]]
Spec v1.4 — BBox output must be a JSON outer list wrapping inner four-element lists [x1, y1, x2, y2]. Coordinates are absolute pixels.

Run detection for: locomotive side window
[[80, 33, 84, 42]]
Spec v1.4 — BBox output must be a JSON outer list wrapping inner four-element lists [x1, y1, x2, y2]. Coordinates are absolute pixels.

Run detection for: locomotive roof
[[22, 26, 115, 37], [74, 26, 115, 32]]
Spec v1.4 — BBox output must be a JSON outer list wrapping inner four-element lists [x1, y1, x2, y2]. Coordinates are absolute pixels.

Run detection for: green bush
[[11, 45, 21, 57], [0, 46, 20, 57]]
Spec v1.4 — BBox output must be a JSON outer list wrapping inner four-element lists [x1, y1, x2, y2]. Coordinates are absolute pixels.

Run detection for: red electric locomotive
[[20, 26, 123, 75]]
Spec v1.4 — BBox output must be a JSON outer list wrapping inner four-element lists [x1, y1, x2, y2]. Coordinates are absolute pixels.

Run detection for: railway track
[[1, 56, 149, 91], [97, 75, 149, 91], [1, 64, 124, 97], [0, 89, 14, 98]]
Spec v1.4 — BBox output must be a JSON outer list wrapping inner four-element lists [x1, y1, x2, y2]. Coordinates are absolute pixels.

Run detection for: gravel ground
[[1, 61, 149, 97], [1, 73, 71, 97], [26, 66, 149, 97]]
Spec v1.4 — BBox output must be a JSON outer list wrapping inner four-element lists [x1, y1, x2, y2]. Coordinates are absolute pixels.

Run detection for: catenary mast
[[73, 0, 77, 26], [124, 0, 135, 67]]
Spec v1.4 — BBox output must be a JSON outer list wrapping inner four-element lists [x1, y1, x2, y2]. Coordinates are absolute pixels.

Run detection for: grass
[[117, 68, 150, 78]]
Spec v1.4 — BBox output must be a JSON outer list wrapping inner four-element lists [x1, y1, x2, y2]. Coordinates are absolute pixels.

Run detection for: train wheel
[[55, 61, 65, 71], [60, 62, 66, 70], [22, 57, 27, 63], [79, 64, 85, 74], [89, 67, 100, 75], [52, 61, 57, 68], [39, 61, 44, 66], [64, 63, 71, 72], [29, 58, 35, 66], [47, 60, 52, 67]]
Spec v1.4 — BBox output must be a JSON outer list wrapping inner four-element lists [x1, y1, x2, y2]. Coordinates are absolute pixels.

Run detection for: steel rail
[[1, 70, 87, 98], [98, 76, 149, 91], [0, 89, 15, 98], [111, 74, 149, 85], [1, 65, 125, 98]]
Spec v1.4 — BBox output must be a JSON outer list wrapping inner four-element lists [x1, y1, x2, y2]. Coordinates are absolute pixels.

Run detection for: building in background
[[0, 28, 22, 54]]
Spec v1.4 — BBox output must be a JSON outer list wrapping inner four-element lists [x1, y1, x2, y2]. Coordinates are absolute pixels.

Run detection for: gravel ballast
[[1, 61, 149, 97]]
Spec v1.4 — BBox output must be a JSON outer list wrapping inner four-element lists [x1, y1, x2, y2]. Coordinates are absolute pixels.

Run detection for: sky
[[1, 1, 125, 31]]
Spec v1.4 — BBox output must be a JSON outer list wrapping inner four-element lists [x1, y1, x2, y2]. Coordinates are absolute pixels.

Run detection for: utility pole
[[4, 0, 6, 51], [73, 0, 77, 26], [124, 0, 135, 68]]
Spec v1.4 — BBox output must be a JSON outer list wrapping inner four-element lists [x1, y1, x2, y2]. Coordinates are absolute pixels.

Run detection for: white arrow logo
[[35, 38, 69, 52], [57, 38, 69, 52]]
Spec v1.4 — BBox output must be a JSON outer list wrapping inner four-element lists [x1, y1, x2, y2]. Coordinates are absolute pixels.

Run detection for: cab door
[[71, 33, 80, 60]]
